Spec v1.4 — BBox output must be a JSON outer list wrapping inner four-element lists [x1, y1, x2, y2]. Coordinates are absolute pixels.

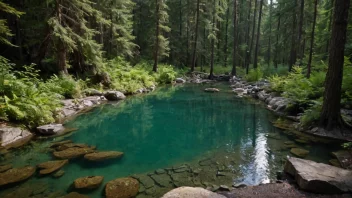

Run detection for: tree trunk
[[274, 12, 281, 69], [244, 0, 252, 72], [267, 0, 273, 67], [231, 0, 237, 76], [325, 0, 334, 56], [209, 0, 216, 80], [186, 0, 190, 66], [191, 0, 201, 72], [289, 0, 298, 72], [307, 0, 318, 79], [247, 0, 258, 73], [297, 0, 304, 64], [253, 0, 263, 69], [224, 1, 230, 68], [153, 0, 160, 72], [320, 0, 350, 131], [57, 41, 68, 75]]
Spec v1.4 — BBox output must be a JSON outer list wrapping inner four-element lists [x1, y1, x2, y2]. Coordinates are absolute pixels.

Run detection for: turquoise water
[[0, 83, 338, 197]]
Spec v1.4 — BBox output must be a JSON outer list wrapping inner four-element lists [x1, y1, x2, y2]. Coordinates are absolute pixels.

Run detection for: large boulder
[[284, 157, 352, 194], [84, 151, 124, 161], [0, 167, 36, 186], [0, 126, 33, 148], [37, 124, 65, 135], [162, 187, 226, 198], [105, 177, 139, 198], [53, 147, 95, 159], [74, 176, 104, 189], [104, 91, 126, 101], [37, 160, 68, 175]]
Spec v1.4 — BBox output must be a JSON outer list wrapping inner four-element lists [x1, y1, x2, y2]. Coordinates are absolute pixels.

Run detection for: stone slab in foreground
[[284, 157, 352, 194], [162, 187, 226, 198]]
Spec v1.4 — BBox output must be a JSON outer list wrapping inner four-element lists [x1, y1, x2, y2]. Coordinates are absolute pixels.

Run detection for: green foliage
[[245, 67, 264, 82], [342, 57, 352, 101], [0, 2, 24, 46], [40, 75, 86, 99], [104, 58, 179, 94], [300, 99, 323, 126]]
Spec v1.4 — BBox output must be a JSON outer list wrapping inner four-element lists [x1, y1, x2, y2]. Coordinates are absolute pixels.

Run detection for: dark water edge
[[0, 83, 341, 198]]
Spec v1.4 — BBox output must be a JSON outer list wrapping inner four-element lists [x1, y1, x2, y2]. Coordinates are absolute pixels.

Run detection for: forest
[[0, 1, 352, 137]]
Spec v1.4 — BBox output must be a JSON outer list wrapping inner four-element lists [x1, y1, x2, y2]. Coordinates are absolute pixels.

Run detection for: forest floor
[[219, 182, 351, 198]]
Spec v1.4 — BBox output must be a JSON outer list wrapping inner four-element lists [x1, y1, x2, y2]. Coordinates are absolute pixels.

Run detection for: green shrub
[[300, 99, 322, 126], [154, 65, 177, 84], [245, 67, 264, 82], [40, 75, 85, 99]]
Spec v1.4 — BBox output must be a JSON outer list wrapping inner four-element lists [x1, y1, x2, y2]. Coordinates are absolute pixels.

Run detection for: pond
[[0, 83, 339, 198]]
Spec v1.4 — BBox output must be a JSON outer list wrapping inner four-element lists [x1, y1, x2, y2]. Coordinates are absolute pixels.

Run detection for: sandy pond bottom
[[0, 83, 339, 198]]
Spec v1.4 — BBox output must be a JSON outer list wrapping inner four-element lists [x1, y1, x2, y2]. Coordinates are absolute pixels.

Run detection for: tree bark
[[231, 0, 237, 76], [289, 0, 298, 72], [297, 0, 304, 64], [153, 0, 160, 72], [267, 0, 273, 67], [191, 0, 201, 72], [253, 0, 263, 69], [247, 0, 258, 73], [274, 13, 281, 69], [307, 0, 318, 79], [320, 0, 350, 131], [224, 1, 230, 68], [243, 0, 252, 72], [209, 0, 216, 80]]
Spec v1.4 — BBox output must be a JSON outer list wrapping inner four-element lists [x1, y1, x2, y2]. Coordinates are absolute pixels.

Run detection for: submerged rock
[[0, 126, 33, 148], [50, 140, 73, 148], [104, 91, 126, 101], [0, 166, 36, 186], [53, 170, 65, 178], [55, 143, 91, 151], [290, 148, 309, 158], [204, 88, 220, 93], [84, 151, 124, 161], [53, 147, 95, 159], [329, 159, 341, 168], [64, 192, 90, 198], [0, 164, 12, 173], [162, 187, 226, 198], [332, 150, 352, 170], [37, 160, 68, 175], [74, 176, 104, 189], [105, 177, 139, 198], [131, 174, 155, 189], [150, 174, 173, 188], [37, 124, 65, 135], [284, 157, 352, 194]]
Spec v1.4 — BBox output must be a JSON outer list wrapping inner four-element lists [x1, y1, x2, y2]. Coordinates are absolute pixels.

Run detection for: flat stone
[[295, 139, 310, 144], [105, 177, 139, 198], [50, 140, 73, 148], [84, 151, 123, 161], [290, 148, 309, 158], [53, 147, 95, 159], [37, 160, 68, 175], [131, 174, 155, 189], [204, 88, 220, 93], [332, 150, 352, 169], [0, 164, 12, 173], [170, 172, 193, 187], [155, 169, 166, 174], [329, 159, 341, 168], [162, 187, 226, 198], [0, 126, 33, 148], [173, 165, 189, 173], [0, 166, 36, 186], [284, 157, 352, 194], [74, 176, 104, 189], [37, 124, 65, 135], [53, 170, 65, 178], [176, 78, 186, 83], [55, 143, 90, 151], [150, 174, 173, 188], [64, 192, 89, 198]]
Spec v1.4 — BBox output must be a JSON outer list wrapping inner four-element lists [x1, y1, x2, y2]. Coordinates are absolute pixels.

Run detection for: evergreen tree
[[0, 2, 24, 46]]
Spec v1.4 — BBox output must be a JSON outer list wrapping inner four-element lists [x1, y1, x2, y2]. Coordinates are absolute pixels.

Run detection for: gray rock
[[83, 89, 103, 96], [176, 78, 186, 83], [104, 91, 126, 101], [162, 187, 226, 198], [37, 124, 65, 135], [284, 157, 352, 194], [204, 88, 220, 93], [258, 91, 270, 101], [0, 126, 33, 148]]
